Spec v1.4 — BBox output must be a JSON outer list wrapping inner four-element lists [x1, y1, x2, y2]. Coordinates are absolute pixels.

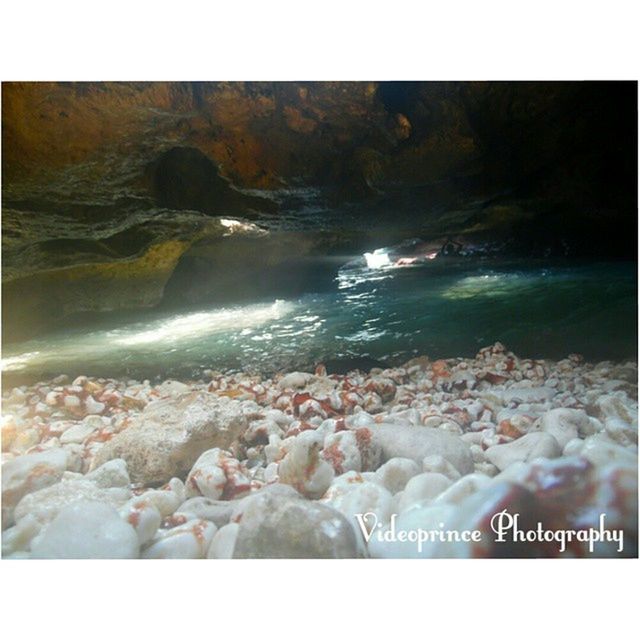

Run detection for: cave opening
[[152, 146, 232, 214]]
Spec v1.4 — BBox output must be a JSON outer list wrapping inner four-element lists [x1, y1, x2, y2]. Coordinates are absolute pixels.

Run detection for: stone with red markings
[[174, 496, 236, 528], [278, 430, 334, 498], [130, 479, 186, 519], [2, 448, 69, 527], [322, 430, 361, 474], [363, 377, 396, 403], [141, 518, 217, 558], [571, 463, 638, 557], [353, 426, 382, 471], [119, 496, 162, 544], [185, 449, 228, 500]]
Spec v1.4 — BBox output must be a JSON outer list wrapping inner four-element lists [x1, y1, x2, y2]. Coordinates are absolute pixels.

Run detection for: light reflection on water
[[1, 260, 636, 382], [113, 300, 295, 346]]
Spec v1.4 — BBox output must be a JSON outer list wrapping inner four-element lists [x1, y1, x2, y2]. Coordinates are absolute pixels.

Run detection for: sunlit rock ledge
[[1, 209, 271, 341]]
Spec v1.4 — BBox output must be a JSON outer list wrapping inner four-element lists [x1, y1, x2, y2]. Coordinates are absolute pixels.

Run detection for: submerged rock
[[485, 432, 562, 471], [322, 481, 394, 542], [2, 514, 41, 556], [31, 501, 139, 559], [85, 459, 131, 488], [92, 392, 249, 485], [141, 519, 217, 559], [185, 449, 230, 500], [119, 496, 162, 545], [131, 480, 186, 518], [174, 497, 236, 528], [422, 454, 462, 481], [373, 457, 421, 494], [278, 430, 335, 498], [229, 485, 359, 558], [397, 473, 454, 513], [185, 448, 253, 501], [540, 408, 592, 448], [2, 449, 69, 527], [322, 430, 363, 474], [433, 473, 492, 505], [278, 372, 314, 390], [207, 523, 240, 559], [13, 477, 132, 527], [369, 424, 474, 475]]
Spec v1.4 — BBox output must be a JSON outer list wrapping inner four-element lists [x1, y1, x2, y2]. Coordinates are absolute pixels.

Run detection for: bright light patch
[[442, 274, 524, 300], [1, 352, 41, 372], [0, 300, 296, 373], [114, 300, 294, 346], [219, 218, 266, 236], [364, 249, 391, 269]]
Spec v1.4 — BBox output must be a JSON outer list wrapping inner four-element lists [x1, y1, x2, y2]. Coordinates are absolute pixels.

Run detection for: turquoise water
[[2, 259, 636, 383]]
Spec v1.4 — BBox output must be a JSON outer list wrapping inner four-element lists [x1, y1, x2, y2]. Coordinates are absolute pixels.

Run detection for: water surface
[[2, 258, 636, 384]]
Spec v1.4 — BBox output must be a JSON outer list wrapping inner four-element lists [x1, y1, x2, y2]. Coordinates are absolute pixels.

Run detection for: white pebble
[[142, 519, 216, 559], [31, 501, 139, 559]]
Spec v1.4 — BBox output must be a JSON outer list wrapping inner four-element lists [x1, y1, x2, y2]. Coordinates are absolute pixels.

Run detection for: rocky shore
[[1, 342, 637, 558]]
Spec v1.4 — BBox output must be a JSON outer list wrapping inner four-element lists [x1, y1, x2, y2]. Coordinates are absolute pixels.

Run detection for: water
[[2, 259, 636, 384]]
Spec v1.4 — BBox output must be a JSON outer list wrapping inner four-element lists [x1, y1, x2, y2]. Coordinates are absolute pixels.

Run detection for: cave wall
[[4, 81, 636, 206]]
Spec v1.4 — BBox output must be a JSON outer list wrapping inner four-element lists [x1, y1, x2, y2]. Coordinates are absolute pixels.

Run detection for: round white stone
[[31, 501, 139, 559]]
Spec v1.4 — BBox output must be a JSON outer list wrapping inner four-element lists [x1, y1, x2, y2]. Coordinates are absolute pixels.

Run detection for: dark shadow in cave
[[152, 146, 276, 215]]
